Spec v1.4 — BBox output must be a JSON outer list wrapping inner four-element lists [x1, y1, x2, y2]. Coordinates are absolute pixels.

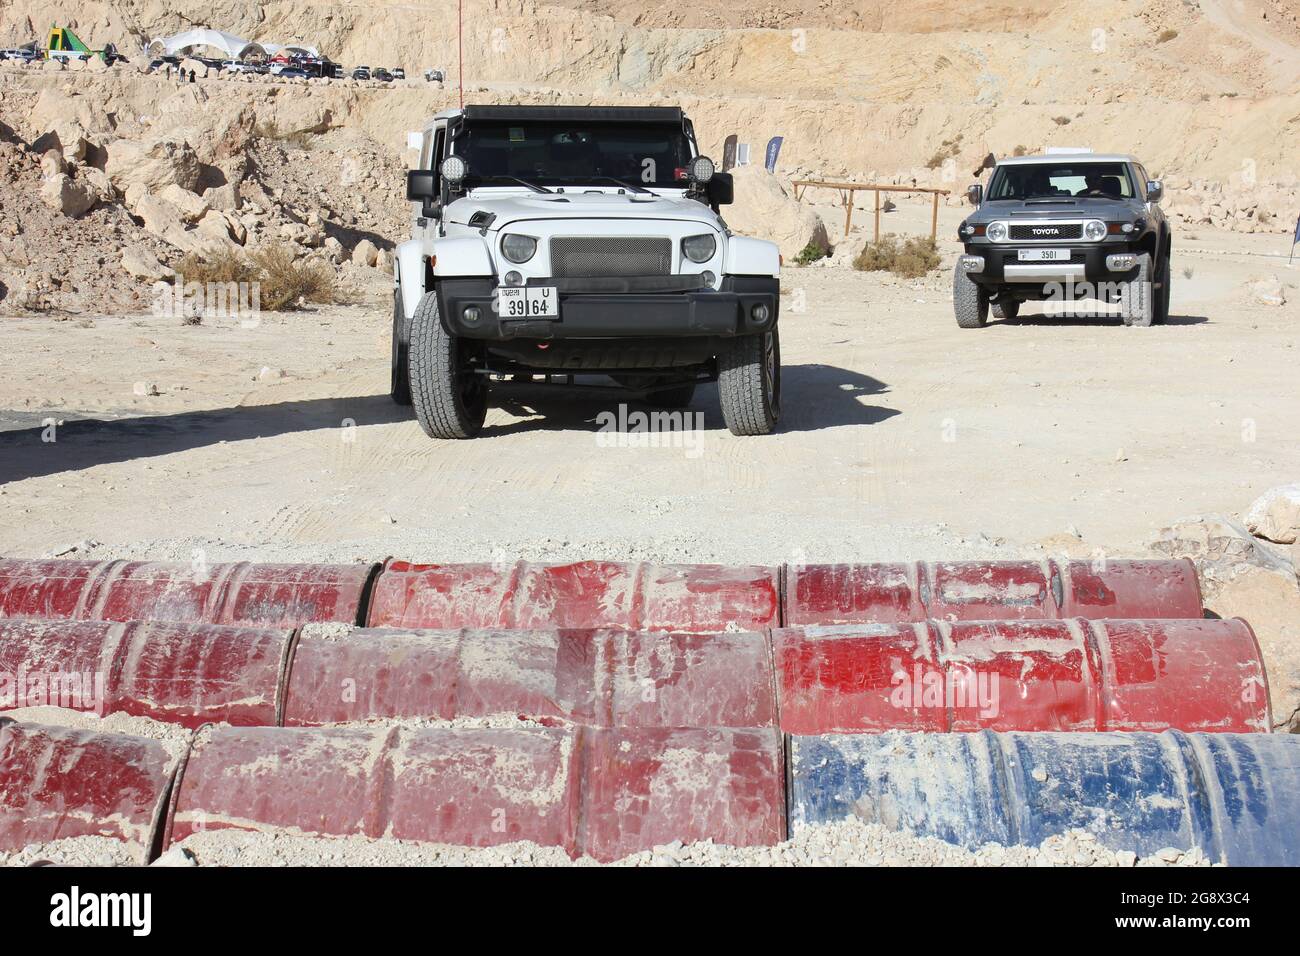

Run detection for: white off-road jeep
[[392, 105, 781, 438]]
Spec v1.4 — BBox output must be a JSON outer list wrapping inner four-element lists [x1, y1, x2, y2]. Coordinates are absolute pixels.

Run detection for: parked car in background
[[221, 59, 260, 73], [1, 48, 41, 63], [352, 65, 370, 80], [373, 68, 393, 82], [276, 66, 310, 79], [424, 69, 444, 82], [392, 67, 405, 79]]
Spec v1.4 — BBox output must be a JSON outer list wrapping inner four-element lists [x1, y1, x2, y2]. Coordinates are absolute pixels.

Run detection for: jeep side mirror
[[406, 169, 440, 218], [967, 183, 983, 206], [1146, 180, 1163, 203], [708, 172, 734, 208]]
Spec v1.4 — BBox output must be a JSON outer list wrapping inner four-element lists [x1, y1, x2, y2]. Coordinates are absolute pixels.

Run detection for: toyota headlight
[[1084, 219, 1107, 241], [682, 234, 717, 264], [501, 234, 537, 264], [986, 221, 1007, 242]]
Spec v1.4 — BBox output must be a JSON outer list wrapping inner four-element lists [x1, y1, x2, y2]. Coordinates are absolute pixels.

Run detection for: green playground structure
[[46, 25, 120, 63]]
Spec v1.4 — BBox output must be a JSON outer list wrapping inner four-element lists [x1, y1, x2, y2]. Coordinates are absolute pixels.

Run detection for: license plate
[[497, 286, 559, 319], [1017, 248, 1070, 262]]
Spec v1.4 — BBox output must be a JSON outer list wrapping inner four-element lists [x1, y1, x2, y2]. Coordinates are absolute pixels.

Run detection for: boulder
[[121, 248, 172, 281], [159, 183, 211, 224], [179, 58, 208, 78], [203, 183, 242, 212], [39, 173, 97, 217], [39, 151, 66, 178], [726, 166, 830, 260], [1246, 483, 1300, 544], [351, 238, 379, 267], [1247, 275, 1286, 307], [104, 136, 203, 193]]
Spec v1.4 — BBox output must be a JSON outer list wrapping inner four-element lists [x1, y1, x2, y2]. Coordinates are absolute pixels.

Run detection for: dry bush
[[852, 235, 941, 278], [178, 244, 350, 312], [1157, 29, 1179, 43], [1052, 116, 1071, 126], [250, 243, 348, 310], [925, 133, 964, 170], [174, 248, 257, 285], [794, 240, 829, 266]]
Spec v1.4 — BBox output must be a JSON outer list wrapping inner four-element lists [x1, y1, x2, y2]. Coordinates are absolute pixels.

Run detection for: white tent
[[145, 29, 319, 62]]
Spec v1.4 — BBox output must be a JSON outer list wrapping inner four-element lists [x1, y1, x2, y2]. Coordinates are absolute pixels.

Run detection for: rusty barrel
[[0, 718, 187, 863], [785, 559, 1203, 625], [788, 730, 1300, 866], [0, 559, 377, 628], [283, 626, 777, 729], [366, 560, 780, 631], [164, 724, 784, 861], [0, 619, 294, 728], [775, 618, 1269, 734]]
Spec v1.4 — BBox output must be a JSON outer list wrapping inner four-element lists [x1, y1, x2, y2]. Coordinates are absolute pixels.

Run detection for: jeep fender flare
[[395, 236, 496, 320], [724, 236, 780, 279]]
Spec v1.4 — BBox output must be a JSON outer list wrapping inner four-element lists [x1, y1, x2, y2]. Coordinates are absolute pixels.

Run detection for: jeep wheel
[[719, 329, 780, 436], [954, 264, 989, 329], [409, 291, 488, 439], [1153, 249, 1171, 325], [390, 290, 412, 406], [1121, 253, 1154, 327], [991, 299, 1019, 321]]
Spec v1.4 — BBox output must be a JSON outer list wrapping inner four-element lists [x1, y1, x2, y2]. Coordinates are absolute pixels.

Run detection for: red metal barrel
[[0, 718, 186, 863], [0, 559, 377, 628], [774, 617, 1269, 734], [0, 619, 293, 728], [785, 559, 1203, 624], [366, 560, 780, 632], [283, 627, 776, 729], [165, 724, 783, 861]]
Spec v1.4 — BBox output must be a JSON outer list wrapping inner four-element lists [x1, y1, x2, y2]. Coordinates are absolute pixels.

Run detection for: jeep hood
[[445, 191, 725, 231]]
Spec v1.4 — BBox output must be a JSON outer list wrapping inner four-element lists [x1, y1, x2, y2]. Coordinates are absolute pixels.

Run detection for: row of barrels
[[4, 719, 1297, 865], [0, 557, 1207, 631]]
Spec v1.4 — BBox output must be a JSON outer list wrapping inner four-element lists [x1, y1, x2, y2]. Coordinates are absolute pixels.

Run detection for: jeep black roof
[[462, 105, 684, 124]]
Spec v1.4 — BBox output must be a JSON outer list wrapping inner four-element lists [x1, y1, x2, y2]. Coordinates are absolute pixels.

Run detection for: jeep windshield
[[987, 162, 1136, 201], [455, 120, 694, 190]]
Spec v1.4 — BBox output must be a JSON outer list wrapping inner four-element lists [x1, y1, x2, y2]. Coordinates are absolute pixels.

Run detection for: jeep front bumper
[[435, 276, 779, 340]]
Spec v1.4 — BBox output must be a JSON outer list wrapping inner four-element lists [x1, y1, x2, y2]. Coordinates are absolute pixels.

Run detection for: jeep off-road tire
[[390, 291, 412, 406], [991, 299, 1019, 321], [954, 264, 989, 329], [718, 329, 780, 436], [1153, 248, 1171, 325], [1121, 253, 1154, 327], [409, 291, 488, 439]]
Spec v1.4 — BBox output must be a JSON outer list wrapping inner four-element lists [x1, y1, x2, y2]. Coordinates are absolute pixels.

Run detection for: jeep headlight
[[986, 221, 1007, 242], [682, 234, 717, 264], [501, 234, 537, 264], [687, 156, 715, 183], [1084, 219, 1107, 241]]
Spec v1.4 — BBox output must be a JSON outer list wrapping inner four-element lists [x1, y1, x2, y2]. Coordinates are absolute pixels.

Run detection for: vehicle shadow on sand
[[0, 395, 409, 485], [486, 363, 900, 436], [993, 311, 1209, 327]]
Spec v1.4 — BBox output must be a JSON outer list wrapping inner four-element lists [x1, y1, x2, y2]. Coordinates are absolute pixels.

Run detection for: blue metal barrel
[[789, 730, 1300, 865]]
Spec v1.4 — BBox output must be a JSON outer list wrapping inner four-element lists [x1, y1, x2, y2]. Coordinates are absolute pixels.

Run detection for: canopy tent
[[145, 29, 321, 62]]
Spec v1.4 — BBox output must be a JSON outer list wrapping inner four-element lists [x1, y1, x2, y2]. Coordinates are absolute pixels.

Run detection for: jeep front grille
[[549, 237, 672, 277], [1009, 223, 1084, 241]]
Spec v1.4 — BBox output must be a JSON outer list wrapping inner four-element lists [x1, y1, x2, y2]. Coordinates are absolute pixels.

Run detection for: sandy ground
[[1, 208, 1296, 564]]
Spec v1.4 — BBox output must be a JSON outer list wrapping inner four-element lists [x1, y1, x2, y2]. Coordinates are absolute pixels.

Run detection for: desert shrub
[[177, 244, 349, 312], [852, 235, 941, 278], [250, 243, 346, 310], [1157, 29, 1179, 43], [794, 241, 829, 266], [925, 133, 964, 170], [1052, 116, 1071, 126], [174, 248, 256, 285]]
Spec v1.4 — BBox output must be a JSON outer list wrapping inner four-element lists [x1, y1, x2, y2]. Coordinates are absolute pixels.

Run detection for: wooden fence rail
[[792, 181, 951, 243]]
